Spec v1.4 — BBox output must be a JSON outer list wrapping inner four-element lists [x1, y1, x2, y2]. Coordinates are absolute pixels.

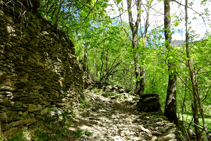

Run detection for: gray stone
[[0, 99, 11, 106], [152, 136, 158, 141], [4, 127, 20, 138], [10, 118, 36, 127], [0, 85, 17, 92], [41, 107, 63, 120], [158, 133, 176, 141], [18, 111, 23, 115], [65, 109, 71, 114], [14, 101, 23, 108], [154, 127, 159, 130], [132, 137, 144, 141], [0, 71, 6, 82], [137, 125, 151, 135], [112, 136, 122, 141], [40, 108, 49, 116], [22, 111, 28, 117], [28, 104, 43, 112], [143, 96, 158, 102], [168, 128, 177, 134], [161, 127, 167, 133], [0, 10, 4, 17], [0, 111, 12, 122], [156, 122, 165, 126], [137, 94, 161, 112], [165, 123, 175, 128], [118, 89, 125, 93]]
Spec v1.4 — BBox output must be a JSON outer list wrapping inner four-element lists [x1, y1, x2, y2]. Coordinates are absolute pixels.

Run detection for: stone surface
[[0, 71, 6, 82], [72, 89, 180, 141], [137, 94, 161, 112], [0, 0, 83, 138], [28, 104, 43, 112], [10, 118, 36, 127], [158, 133, 176, 141]]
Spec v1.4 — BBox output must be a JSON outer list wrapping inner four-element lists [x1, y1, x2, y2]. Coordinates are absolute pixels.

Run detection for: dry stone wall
[[0, 0, 83, 137]]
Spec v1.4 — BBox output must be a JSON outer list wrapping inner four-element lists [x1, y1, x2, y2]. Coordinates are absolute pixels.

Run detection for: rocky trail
[[66, 88, 182, 141]]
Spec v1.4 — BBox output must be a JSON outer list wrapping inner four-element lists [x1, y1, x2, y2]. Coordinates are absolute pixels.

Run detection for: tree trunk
[[140, 67, 145, 94], [94, 48, 98, 78], [84, 44, 88, 79], [185, 0, 202, 140], [127, 0, 144, 96], [134, 53, 141, 94], [164, 0, 178, 126]]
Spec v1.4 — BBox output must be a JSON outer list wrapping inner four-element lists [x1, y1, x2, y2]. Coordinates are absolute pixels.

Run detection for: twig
[[171, 0, 208, 35]]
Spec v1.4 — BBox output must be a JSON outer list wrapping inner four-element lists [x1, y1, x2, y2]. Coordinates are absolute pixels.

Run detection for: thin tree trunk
[[164, 0, 178, 126], [94, 48, 98, 78], [127, 0, 142, 96], [84, 44, 88, 79], [181, 75, 191, 140], [197, 87, 211, 140], [185, 0, 202, 140], [100, 51, 104, 81]]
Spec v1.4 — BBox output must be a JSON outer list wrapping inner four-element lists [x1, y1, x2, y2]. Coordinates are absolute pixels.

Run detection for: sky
[[106, 0, 211, 41]]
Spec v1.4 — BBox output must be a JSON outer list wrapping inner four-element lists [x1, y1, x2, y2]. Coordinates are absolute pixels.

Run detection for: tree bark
[[185, 0, 202, 140], [84, 44, 88, 79], [164, 0, 178, 126], [127, 0, 144, 96]]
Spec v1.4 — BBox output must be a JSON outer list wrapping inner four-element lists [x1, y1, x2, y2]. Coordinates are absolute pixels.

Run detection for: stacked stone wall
[[0, 0, 83, 137]]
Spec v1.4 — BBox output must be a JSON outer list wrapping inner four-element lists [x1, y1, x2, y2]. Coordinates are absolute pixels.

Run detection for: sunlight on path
[[67, 89, 179, 141]]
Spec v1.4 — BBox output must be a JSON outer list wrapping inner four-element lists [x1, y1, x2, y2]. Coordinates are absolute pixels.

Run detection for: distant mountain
[[172, 40, 185, 47]]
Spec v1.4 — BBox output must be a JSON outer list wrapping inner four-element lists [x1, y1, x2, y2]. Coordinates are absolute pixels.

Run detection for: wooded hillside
[[1, 0, 211, 140]]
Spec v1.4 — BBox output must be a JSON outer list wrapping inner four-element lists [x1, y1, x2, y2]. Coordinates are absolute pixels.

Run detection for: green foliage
[[0, 136, 6, 141], [38, 0, 211, 138], [39, 0, 110, 34], [8, 131, 28, 141], [102, 93, 110, 97], [91, 88, 101, 93], [79, 93, 90, 109], [35, 131, 49, 141], [84, 130, 91, 136], [75, 130, 83, 138], [116, 0, 122, 5], [55, 129, 67, 141]]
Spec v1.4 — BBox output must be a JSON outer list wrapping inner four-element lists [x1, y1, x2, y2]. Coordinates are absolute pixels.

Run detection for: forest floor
[[64, 88, 181, 141]]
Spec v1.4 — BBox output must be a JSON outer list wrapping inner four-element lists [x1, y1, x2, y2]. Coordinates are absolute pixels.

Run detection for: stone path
[[67, 89, 181, 141]]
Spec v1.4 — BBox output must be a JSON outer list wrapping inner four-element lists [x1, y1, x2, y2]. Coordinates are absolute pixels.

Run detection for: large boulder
[[137, 94, 161, 112]]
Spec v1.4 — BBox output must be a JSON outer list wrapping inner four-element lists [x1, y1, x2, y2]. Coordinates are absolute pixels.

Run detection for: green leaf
[[173, 21, 179, 27], [117, 0, 122, 4]]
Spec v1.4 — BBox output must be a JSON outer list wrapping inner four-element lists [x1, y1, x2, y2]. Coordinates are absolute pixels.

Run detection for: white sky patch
[[172, 32, 185, 40], [106, 0, 211, 40]]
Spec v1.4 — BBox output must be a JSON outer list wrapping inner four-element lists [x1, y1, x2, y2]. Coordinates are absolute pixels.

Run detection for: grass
[[178, 112, 211, 140], [178, 113, 211, 129]]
